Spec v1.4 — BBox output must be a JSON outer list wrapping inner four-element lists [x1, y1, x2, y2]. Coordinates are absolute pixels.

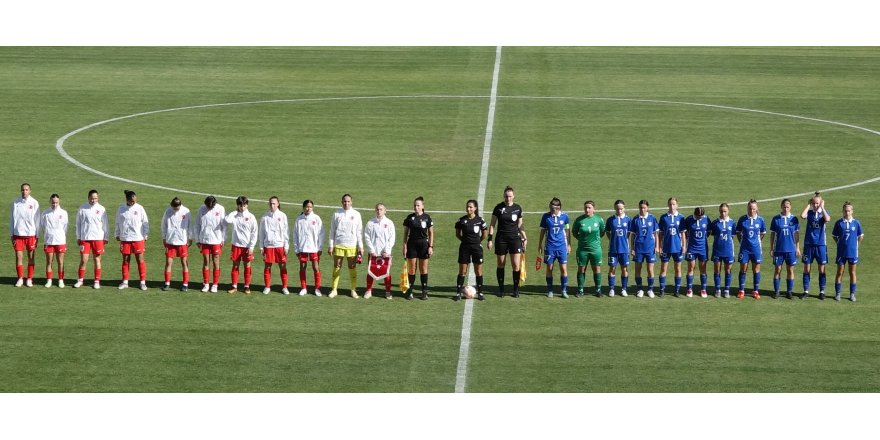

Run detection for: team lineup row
[[9, 185, 865, 302]]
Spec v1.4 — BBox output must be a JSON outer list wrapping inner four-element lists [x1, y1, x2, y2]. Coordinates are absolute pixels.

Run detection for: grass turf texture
[[1, 47, 878, 392]]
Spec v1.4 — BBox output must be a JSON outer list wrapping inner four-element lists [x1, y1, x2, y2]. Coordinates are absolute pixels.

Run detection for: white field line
[[454, 46, 503, 394], [55, 96, 880, 214]]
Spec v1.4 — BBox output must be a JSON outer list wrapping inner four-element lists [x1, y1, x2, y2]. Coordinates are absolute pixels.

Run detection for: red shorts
[[164, 242, 189, 258], [79, 240, 105, 255], [263, 247, 287, 264], [12, 235, 37, 252], [199, 243, 223, 256], [44, 244, 67, 254], [298, 252, 320, 263], [230, 245, 254, 262], [119, 240, 146, 255]]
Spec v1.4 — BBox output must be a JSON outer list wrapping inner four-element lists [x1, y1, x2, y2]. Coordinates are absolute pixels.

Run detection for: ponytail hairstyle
[[693, 207, 705, 218], [467, 199, 479, 217], [170, 197, 182, 208], [205, 195, 218, 209]]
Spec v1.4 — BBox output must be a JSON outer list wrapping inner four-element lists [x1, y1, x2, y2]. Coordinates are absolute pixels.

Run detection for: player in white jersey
[[115, 190, 149, 291], [364, 203, 396, 299], [160, 197, 193, 291], [40, 193, 68, 288], [259, 196, 290, 295], [74, 189, 109, 289], [293, 199, 324, 296], [195, 196, 227, 293], [328, 194, 363, 298], [10, 183, 40, 287], [224, 196, 258, 294]]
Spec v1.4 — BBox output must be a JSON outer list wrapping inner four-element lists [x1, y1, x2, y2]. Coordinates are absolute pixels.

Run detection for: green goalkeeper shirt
[[573, 214, 605, 252]]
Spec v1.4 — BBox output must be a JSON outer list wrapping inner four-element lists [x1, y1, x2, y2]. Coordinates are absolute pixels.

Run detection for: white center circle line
[[55, 95, 880, 214]]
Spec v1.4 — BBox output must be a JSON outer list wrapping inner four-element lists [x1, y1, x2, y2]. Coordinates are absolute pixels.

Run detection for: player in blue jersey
[[538, 197, 571, 298], [769, 199, 800, 299], [683, 207, 709, 298], [605, 200, 631, 297], [629, 199, 660, 298], [800, 192, 830, 299], [658, 197, 686, 297], [831, 201, 864, 302], [735, 199, 765, 299], [710, 203, 736, 298]]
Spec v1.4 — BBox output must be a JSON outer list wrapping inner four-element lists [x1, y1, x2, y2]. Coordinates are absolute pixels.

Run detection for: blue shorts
[[633, 252, 656, 264], [738, 250, 762, 264], [773, 252, 798, 266], [660, 252, 684, 263], [544, 248, 568, 265], [802, 245, 827, 265], [608, 252, 630, 267], [712, 254, 734, 264], [836, 256, 859, 265], [685, 252, 707, 262]]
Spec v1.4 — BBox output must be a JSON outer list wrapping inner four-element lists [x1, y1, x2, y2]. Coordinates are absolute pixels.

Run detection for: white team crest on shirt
[[512, 214, 518, 221], [420, 221, 426, 229], [473, 225, 479, 233]]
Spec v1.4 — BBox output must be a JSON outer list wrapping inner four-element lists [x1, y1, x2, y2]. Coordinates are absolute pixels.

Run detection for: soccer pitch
[[1, 47, 878, 392]]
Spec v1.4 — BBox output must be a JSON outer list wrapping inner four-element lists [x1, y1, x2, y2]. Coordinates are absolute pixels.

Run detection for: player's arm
[[427, 225, 434, 256], [517, 217, 527, 250], [537, 227, 546, 255], [487, 215, 497, 249], [402, 224, 410, 257]]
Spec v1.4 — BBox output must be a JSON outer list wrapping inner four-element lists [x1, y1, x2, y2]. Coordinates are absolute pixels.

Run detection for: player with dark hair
[[160, 197, 193, 291], [629, 199, 659, 298], [116, 190, 149, 291], [710, 203, 736, 298], [572, 200, 604, 297], [487, 186, 527, 298], [683, 206, 709, 298], [605, 200, 630, 297], [40, 193, 67, 288], [195, 195, 226, 293], [454, 199, 487, 301], [74, 189, 109, 289], [293, 199, 324, 296], [539, 197, 572, 298], [225, 195, 258, 294], [831, 201, 864, 302]]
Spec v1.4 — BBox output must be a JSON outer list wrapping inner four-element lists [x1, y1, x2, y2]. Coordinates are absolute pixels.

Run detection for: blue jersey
[[659, 212, 685, 254], [540, 212, 570, 251], [803, 209, 828, 246], [736, 215, 766, 254], [710, 217, 736, 258], [832, 218, 863, 259], [769, 214, 799, 253], [629, 214, 659, 254], [683, 215, 709, 255], [605, 214, 631, 254]]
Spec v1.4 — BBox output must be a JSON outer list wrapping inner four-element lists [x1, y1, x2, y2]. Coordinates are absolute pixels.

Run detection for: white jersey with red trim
[[364, 216, 396, 256], [293, 212, 324, 254], [115, 202, 150, 241], [10, 196, 40, 237], [259, 209, 289, 251], [161, 206, 192, 246], [224, 208, 257, 250], [76, 202, 109, 241], [40, 207, 68, 245], [195, 204, 227, 245], [329, 208, 363, 249]]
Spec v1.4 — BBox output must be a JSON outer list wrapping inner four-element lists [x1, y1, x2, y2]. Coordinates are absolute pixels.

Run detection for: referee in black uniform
[[487, 186, 528, 297], [402, 196, 434, 300], [454, 199, 488, 301]]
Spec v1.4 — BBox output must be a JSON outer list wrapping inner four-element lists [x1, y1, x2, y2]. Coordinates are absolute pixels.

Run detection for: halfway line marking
[[455, 46, 503, 394]]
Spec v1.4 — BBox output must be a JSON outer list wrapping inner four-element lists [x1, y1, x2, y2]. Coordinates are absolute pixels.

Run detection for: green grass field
[[1, 47, 878, 392]]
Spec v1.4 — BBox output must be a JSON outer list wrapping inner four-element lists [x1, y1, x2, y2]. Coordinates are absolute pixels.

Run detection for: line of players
[[10, 184, 864, 301], [537, 193, 864, 302]]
